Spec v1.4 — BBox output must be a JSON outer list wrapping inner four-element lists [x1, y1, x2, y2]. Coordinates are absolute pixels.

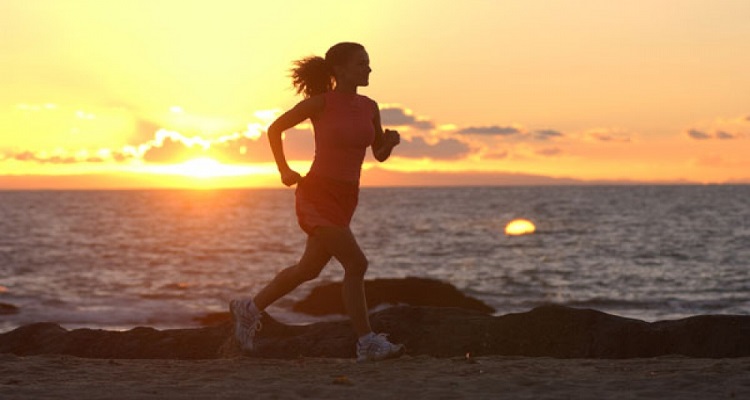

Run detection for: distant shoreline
[[1, 179, 748, 191]]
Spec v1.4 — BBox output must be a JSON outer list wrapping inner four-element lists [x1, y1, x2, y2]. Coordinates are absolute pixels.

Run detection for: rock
[[193, 312, 230, 326], [0, 322, 231, 359], [0, 302, 19, 315], [2, 305, 749, 359], [292, 277, 494, 315]]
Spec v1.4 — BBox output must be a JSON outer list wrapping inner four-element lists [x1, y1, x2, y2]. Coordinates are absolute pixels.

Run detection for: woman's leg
[[312, 226, 372, 337], [253, 234, 332, 311]]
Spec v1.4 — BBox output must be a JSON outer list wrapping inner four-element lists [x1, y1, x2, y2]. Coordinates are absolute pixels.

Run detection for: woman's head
[[291, 42, 369, 98]]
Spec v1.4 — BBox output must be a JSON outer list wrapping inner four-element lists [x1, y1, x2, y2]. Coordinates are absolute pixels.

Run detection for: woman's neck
[[333, 83, 358, 94]]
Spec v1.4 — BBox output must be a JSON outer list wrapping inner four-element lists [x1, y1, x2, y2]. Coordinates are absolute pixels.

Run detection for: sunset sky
[[2, 0, 749, 189]]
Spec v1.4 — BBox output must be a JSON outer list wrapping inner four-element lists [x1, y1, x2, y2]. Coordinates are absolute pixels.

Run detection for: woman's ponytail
[[290, 42, 365, 98], [291, 56, 333, 98]]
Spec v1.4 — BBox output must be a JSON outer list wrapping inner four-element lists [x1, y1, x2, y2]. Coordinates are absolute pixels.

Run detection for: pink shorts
[[295, 173, 359, 235]]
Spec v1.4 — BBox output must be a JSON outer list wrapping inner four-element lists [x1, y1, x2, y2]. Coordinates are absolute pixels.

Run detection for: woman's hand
[[384, 129, 401, 147], [372, 128, 400, 162], [280, 168, 302, 187]]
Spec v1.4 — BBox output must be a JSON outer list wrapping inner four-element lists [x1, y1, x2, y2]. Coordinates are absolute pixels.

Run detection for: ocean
[[1, 185, 748, 332]]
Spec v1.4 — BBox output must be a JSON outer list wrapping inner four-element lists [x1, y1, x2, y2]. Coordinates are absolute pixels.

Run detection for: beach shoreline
[[2, 353, 748, 399]]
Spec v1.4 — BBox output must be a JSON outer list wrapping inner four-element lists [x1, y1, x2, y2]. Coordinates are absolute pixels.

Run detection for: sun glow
[[505, 219, 536, 236], [170, 157, 246, 179]]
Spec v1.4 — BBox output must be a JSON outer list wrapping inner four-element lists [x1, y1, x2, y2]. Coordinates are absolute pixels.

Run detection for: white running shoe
[[230, 298, 262, 351], [356, 333, 405, 362]]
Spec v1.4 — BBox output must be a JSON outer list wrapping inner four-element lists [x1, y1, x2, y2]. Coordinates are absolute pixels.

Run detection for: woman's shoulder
[[355, 94, 378, 111], [356, 93, 376, 103], [304, 93, 327, 106], [293, 94, 326, 117]]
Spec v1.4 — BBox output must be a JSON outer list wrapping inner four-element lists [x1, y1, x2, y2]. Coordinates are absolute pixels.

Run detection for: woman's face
[[336, 49, 371, 87]]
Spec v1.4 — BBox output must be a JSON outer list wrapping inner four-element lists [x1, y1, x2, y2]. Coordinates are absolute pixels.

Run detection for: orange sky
[[2, 0, 749, 189]]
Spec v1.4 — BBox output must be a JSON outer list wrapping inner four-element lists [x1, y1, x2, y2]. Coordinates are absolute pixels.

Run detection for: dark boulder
[[0, 302, 19, 315], [292, 277, 494, 315], [0, 321, 230, 359]]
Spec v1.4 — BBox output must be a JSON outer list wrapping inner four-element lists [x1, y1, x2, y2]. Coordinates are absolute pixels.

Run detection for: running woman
[[230, 42, 404, 362]]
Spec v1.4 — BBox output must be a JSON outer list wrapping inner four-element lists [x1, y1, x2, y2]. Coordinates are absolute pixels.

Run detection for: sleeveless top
[[308, 91, 376, 183]]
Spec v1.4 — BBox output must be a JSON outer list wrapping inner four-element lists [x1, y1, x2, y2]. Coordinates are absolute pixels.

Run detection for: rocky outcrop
[[193, 277, 494, 326], [292, 277, 494, 315], [2, 305, 749, 360], [0, 302, 19, 315]]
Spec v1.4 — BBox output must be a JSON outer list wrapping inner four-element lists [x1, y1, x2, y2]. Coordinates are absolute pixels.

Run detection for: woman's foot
[[356, 333, 405, 362], [229, 298, 262, 351]]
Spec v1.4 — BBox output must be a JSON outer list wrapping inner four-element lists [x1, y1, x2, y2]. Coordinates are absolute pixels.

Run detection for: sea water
[[1, 185, 748, 332]]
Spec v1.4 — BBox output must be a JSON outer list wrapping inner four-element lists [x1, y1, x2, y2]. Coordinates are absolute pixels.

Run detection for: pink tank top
[[308, 91, 376, 183]]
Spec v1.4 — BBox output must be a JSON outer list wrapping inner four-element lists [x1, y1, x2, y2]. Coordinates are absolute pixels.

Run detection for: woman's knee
[[343, 257, 368, 279]]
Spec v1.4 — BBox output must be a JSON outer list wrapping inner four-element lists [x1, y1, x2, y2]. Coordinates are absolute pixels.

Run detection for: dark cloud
[[482, 151, 509, 160], [533, 129, 564, 140], [211, 129, 314, 163], [207, 137, 264, 163], [686, 129, 739, 140], [589, 132, 631, 143], [457, 126, 564, 142], [687, 129, 712, 140], [280, 129, 316, 160], [132, 119, 162, 145], [9, 151, 103, 164], [111, 151, 133, 163], [141, 137, 205, 163], [536, 147, 562, 157], [395, 136, 471, 160], [380, 107, 434, 130], [11, 151, 35, 162], [716, 131, 736, 140], [457, 126, 520, 135], [137, 128, 315, 164]]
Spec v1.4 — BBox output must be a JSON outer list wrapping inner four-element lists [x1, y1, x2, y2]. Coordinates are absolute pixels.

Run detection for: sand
[[1, 354, 748, 399]]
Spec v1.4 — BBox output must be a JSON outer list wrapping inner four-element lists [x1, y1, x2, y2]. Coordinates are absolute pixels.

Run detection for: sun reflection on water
[[505, 219, 536, 236]]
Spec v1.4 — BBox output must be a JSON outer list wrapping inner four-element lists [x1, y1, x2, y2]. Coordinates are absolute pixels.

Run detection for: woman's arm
[[267, 96, 324, 186], [371, 101, 400, 162]]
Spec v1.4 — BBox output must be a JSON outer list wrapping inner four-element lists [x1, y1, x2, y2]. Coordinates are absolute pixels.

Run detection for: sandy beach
[[2, 354, 749, 399]]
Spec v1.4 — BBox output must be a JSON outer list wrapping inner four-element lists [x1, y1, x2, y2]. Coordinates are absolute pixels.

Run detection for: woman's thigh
[[296, 234, 333, 277], [312, 226, 367, 274]]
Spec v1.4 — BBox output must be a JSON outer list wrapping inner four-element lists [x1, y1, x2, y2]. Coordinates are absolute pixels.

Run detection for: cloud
[[686, 129, 712, 140], [535, 147, 562, 157], [380, 107, 434, 130], [7, 150, 111, 164], [12, 151, 75, 164], [131, 126, 317, 164], [456, 126, 565, 142], [395, 136, 472, 160], [533, 129, 564, 140], [482, 150, 509, 160], [5, 103, 584, 167], [133, 119, 163, 145], [716, 131, 736, 140], [587, 131, 631, 143], [137, 130, 210, 163], [279, 129, 315, 160], [5, 122, 317, 167], [141, 137, 202, 163], [457, 125, 521, 135], [209, 136, 269, 163], [686, 129, 740, 140]]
